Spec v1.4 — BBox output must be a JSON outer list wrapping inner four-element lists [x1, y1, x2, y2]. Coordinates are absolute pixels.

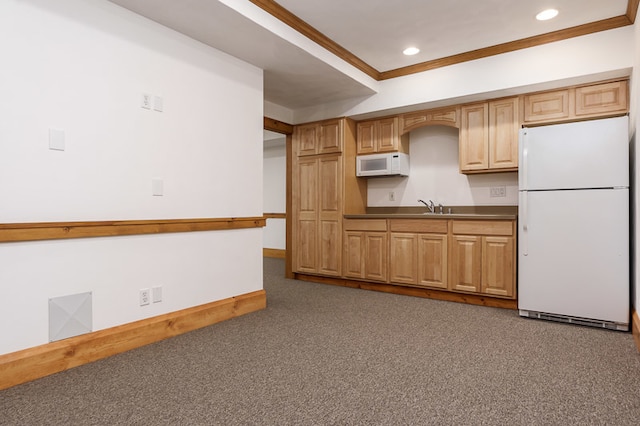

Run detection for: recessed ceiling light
[[536, 8, 559, 21], [403, 47, 420, 56]]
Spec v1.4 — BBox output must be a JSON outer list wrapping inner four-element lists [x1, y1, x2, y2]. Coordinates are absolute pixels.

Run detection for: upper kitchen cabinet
[[356, 117, 409, 155], [574, 81, 628, 118], [400, 107, 460, 133], [459, 97, 519, 174], [523, 80, 628, 125], [295, 118, 343, 156]]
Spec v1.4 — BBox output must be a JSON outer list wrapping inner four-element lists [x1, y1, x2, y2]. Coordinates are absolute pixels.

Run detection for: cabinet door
[[523, 89, 570, 123], [489, 98, 518, 169], [294, 157, 318, 273], [318, 156, 342, 276], [389, 233, 418, 284], [356, 121, 376, 154], [460, 103, 489, 171], [365, 232, 388, 282], [319, 120, 342, 154], [376, 117, 398, 152], [343, 231, 365, 279], [482, 236, 514, 297], [450, 235, 482, 293], [296, 123, 318, 156], [575, 81, 628, 117], [319, 220, 341, 276], [417, 234, 447, 289]]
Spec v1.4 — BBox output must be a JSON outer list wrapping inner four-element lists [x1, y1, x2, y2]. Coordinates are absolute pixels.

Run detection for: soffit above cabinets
[[108, 0, 633, 110]]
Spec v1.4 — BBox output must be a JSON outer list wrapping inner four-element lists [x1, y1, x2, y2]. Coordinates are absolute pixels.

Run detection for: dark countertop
[[344, 205, 517, 220]]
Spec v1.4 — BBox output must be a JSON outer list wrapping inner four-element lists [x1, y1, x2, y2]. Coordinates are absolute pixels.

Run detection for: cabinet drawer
[[343, 219, 387, 231], [389, 219, 447, 234], [452, 220, 513, 236]]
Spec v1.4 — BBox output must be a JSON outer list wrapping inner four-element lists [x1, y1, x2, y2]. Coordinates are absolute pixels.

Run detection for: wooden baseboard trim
[[295, 274, 517, 310], [633, 309, 640, 353], [0, 290, 266, 390], [263, 248, 286, 258]]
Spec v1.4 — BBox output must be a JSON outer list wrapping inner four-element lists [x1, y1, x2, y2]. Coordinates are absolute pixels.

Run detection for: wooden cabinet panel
[[356, 121, 376, 154], [343, 231, 364, 278], [523, 81, 628, 124], [295, 119, 342, 156], [343, 230, 387, 281], [400, 107, 459, 134], [575, 81, 628, 117], [482, 236, 514, 297], [460, 103, 489, 171], [389, 219, 447, 234], [523, 89, 570, 123], [319, 120, 342, 154], [418, 234, 447, 289], [343, 219, 387, 232], [377, 117, 398, 152], [296, 220, 317, 273], [319, 156, 341, 214], [319, 220, 341, 276], [356, 117, 407, 154], [365, 232, 387, 281], [489, 97, 518, 169], [389, 233, 418, 284], [296, 124, 318, 156], [450, 235, 482, 293], [452, 220, 513, 236], [297, 158, 317, 213]]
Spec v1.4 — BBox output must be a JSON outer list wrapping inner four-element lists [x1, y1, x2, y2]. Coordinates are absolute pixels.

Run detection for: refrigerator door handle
[[522, 191, 528, 256]]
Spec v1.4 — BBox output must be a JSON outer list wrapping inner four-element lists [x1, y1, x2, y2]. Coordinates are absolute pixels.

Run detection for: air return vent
[[49, 291, 93, 342]]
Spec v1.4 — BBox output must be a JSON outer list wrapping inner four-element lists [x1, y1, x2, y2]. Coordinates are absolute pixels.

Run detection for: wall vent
[[519, 309, 628, 331], [49, 291, 93, 342]]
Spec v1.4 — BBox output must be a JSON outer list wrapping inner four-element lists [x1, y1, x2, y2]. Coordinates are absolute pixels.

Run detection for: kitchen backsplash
[[367, 125, 518, 207]]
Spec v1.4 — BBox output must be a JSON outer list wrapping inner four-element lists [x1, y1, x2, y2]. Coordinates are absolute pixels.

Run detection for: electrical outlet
[[140, 288, 150, 306], [490, 186, 506, 198], [389, 191, 395, 201], [141, 93, 152, 110]]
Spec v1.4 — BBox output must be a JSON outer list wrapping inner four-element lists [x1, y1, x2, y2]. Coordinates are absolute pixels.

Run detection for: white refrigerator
[[518, 116, 629, 331]]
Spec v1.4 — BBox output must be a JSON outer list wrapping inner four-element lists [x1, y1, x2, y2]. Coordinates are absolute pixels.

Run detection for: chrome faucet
[[418, 199, 435, 213]]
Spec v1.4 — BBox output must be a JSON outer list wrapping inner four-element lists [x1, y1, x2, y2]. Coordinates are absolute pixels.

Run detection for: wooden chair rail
[[0, 217, 266, 243], [263, 213, 286, 219]]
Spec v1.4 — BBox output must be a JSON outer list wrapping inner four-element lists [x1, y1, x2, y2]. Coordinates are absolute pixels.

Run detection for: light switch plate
[[49, 128, 65, 151], [153, 96, 163, 112], [152, 178, 163, 196]]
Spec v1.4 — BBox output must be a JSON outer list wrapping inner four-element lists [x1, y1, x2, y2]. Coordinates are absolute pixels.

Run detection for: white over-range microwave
[[356, 153, 410, 177]]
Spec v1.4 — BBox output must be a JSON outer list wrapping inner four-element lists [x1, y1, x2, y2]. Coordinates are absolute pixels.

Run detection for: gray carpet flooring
[[2, 258, 640, 425]]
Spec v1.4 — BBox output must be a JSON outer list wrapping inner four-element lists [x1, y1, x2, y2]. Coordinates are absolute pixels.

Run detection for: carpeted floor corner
[[2, 258, 640, 425]]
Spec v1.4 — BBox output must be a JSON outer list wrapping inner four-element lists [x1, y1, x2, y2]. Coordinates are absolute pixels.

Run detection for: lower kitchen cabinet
[[341, 217, 516, 300], [482, 236, 514, 297], [343, 219, 388, 282], [450, 220, 515, 298], [388, 219, 448, 289]]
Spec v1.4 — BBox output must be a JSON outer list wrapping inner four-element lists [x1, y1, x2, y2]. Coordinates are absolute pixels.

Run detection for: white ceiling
[[108, 0, 629, 110]]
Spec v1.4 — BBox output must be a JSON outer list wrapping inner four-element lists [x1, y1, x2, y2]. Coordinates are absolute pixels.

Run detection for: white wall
[[367, 126, 517, 207], [0, 0, 264, 355], [263, 141, 286, 249], [294, 26, 634, 123]]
